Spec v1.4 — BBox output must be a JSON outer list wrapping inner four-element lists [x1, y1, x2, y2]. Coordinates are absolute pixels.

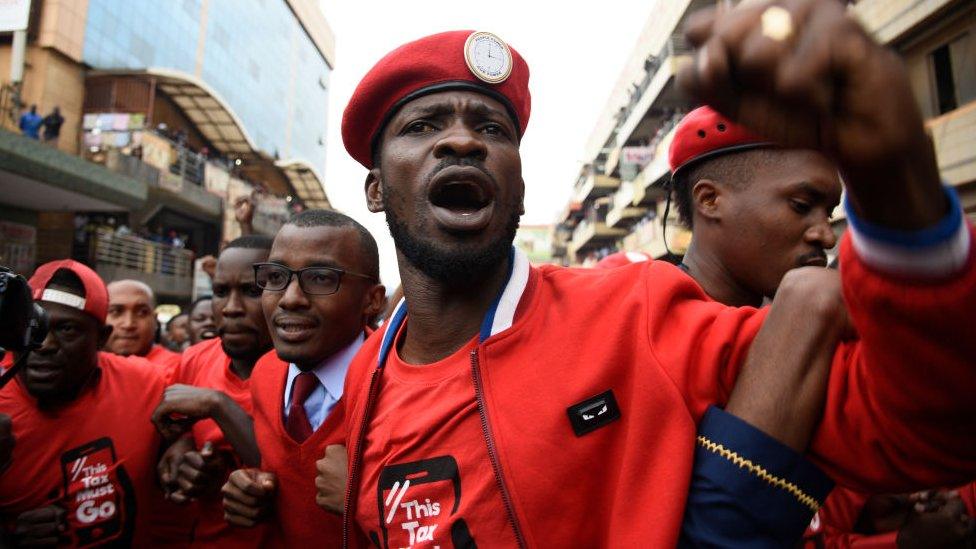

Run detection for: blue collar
[[377, 246, 530, 369]]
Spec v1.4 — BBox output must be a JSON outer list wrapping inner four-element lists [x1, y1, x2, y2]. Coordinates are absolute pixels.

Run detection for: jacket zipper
[[343, 369, 382, 549], [470, 349, 528, 549]]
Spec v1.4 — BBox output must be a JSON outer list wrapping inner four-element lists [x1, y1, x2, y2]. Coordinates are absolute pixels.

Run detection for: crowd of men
[[1, 1, 975, 547]]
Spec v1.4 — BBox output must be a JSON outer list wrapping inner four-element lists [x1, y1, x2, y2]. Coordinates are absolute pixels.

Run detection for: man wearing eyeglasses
[[221, 209, 385, 546]]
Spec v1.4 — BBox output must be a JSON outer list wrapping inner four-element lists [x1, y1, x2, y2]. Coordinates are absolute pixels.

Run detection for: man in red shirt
[[220, 209, 385, 546], [103, 278, 192, 543], [105, 279, 181, 370], [186, 296, 218, 347], [332, 2, 976, 545], [150, 234, 275, 548], [0, 260, 173, 546]]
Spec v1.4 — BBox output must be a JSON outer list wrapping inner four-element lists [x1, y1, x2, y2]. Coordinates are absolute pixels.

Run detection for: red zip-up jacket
[[342, 229, 976, 548]]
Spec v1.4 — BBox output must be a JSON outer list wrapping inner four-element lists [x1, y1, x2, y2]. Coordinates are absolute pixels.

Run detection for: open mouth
[[427, 166, 495, 232], [431, 181, 491, 213], [199, 329, 218, 340]]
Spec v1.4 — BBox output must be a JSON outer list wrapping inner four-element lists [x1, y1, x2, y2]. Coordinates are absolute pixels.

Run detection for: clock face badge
[[464, 31, 513, 84]]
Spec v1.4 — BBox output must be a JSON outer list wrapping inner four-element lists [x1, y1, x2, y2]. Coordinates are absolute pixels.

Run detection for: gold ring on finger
[[761, 5, 794, 42]]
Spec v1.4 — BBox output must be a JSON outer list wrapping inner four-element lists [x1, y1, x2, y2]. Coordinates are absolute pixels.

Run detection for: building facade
[[0, 0, 335, 302], [82, 0, 332, 175], [554, 0, 976, 266]]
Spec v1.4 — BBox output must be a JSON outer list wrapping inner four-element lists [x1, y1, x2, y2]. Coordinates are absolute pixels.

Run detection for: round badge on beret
[[464, 31, 513, 84]]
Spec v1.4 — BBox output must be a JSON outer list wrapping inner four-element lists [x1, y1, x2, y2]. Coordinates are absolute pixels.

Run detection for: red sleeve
[[168, 341, 209, 386], [808, 230, 976, 491], [170, 351, 191, 386], [820, 530, 898, 548], [960, 482, 976, 517], [148, 346, 183, 385], [651, 228, 976, 492], [805, 488, 900, 549]]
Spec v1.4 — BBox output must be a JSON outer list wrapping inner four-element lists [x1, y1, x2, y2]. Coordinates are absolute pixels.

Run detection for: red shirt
[[176, 339, 251, 450], [0, 353, 169, 546], [173, 338, 268, 548], [356, 332, 517, 548], [249, 350, 346, 547], [145, 344, 181, 373], [142, 344, 194, 546]]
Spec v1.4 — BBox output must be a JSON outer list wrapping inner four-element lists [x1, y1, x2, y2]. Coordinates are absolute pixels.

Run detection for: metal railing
[[92, 228, 194, 297], [0, 83, 23, 130], [104, 149, 222, 216], [170, 141, 207, 186]]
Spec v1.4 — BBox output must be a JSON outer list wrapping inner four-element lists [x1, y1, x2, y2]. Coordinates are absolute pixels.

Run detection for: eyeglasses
[[253, 262, 375, 296]]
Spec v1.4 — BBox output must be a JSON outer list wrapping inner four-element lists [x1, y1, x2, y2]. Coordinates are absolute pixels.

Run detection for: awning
[[275, 159, 330, 209], [146, 67, 257, 156], [86, 68, 331, 209]]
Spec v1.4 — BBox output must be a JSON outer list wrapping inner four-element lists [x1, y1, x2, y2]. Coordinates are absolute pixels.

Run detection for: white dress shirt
[[283, 332, 364, 431]]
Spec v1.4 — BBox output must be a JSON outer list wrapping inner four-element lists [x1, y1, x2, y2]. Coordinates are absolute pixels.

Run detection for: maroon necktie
[[285, 371, 319, 442]]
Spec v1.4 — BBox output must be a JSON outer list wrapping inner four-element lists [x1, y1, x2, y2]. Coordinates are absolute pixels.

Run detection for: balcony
[[91, 229, 194, 299], [853, 0, 957, 44], [251, 196, 291, 236], [631, 124, 679, 206], [103, 148, 223, 223], [612, 37, 693, 155], [569, 218, 627, 259], [575, 173, 621, 203], [606, 182, 649, 228], [928, 100, 976, 187], [0, 129, 147, 215], [558, 200, 585, 228]]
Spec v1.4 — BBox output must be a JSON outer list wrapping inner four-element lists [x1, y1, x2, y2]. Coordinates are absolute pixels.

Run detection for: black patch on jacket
[[567, 390, 620, 436]]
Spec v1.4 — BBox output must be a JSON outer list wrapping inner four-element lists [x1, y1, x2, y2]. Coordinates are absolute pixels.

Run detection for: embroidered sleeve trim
[[696, 435, 823, 512]]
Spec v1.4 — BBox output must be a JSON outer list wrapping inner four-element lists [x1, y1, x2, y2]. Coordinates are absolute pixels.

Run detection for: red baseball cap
[[28, 260, 108, 324], [668, 106, 771, 177], [342, 30, 532, 169], [595, 251, 652, 270]]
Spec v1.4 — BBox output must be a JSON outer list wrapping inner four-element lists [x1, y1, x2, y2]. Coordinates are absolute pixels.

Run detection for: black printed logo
[[567, 390, 621, 436], [60, 437, 136, 547], [374, 456, 475, 548]]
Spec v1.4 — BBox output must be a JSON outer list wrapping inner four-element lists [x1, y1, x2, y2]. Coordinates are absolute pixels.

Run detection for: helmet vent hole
[[697, 129, 706, 138]]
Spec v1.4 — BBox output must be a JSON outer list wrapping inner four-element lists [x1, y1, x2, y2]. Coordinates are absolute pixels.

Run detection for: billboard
[[0, 0, 30, 33]]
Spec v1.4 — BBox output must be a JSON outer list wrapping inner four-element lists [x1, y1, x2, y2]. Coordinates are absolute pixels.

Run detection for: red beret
[[28, 259, 109, 324], [668, 106, 770, 176], [342, 30, 531, 169]]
